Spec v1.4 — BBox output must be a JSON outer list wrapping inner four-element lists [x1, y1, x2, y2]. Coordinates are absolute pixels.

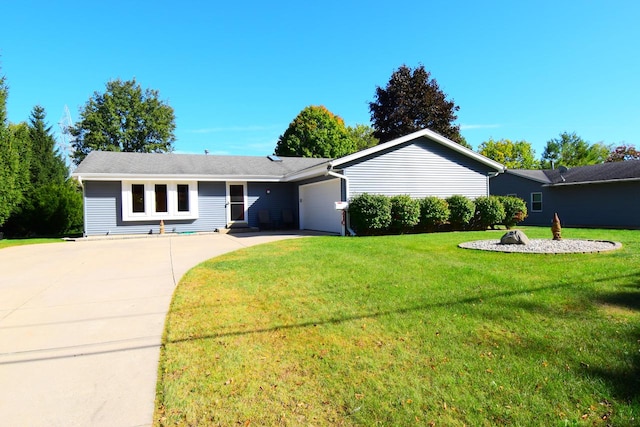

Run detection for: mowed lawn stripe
[[155, 228, 640, 426]]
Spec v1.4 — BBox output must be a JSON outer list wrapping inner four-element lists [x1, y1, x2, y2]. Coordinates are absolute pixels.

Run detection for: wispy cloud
[[186, 125, 282, 134], [460, 124, 502, 130]]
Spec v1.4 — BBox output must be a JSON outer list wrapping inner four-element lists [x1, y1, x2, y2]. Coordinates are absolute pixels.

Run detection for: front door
[[227, 182, 247, 225]]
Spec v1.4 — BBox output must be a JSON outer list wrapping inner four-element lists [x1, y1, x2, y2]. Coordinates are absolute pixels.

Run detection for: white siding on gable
[[344, 141, 490, 199]]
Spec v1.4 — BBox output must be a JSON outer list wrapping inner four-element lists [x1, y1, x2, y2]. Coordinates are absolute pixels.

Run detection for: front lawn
[[0, 238, 62, 249], [155, 228, 640, 426]]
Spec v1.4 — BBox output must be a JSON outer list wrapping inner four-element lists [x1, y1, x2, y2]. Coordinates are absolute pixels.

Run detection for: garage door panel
[[300, 180, 343, 234]]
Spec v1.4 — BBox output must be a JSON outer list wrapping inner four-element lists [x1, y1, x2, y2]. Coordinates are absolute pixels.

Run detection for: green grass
[[155, 227, 640, 426], [0, 238, 63, 249]]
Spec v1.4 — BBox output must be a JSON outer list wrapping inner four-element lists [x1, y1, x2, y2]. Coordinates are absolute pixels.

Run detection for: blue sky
[[1, 1, 638, 162]]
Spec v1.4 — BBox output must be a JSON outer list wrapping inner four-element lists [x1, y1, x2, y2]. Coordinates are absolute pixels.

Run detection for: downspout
[[325, 167, 356, 236]]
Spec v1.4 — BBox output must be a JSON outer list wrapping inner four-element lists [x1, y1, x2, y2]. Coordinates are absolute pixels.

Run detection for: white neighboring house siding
[[343, 140, 491, 199]]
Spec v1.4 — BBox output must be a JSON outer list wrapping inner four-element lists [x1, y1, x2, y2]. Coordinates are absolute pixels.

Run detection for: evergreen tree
[[28, 105, 68, 186], [0, 73, 30, 227], [6, 106, 82, 236]]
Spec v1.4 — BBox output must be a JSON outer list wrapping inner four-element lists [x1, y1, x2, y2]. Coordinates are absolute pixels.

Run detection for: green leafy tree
[[0, 73, 31, 227], [70, 78, 175, 164], [369, 64, 467, 146], [346, 123, 378, 152], [540, 132, 609, 168], [478, 138, 539, 169], [275, 105, 356, 158], [606, 144, 640, 162]]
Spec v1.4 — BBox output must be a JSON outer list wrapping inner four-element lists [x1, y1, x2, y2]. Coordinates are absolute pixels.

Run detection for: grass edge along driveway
[[155, 228, 640, 426], [0, 238, 63, 249]]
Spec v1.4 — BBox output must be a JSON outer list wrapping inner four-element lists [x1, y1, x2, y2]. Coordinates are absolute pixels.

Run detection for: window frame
[[531, 192, 543, 212], [131, 184, 146, 213], [177, 184, 190, 212], [122, 181, 199, 221]]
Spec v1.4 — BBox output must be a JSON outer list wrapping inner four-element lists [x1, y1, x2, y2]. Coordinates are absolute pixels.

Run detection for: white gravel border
[[458, 238, 622, 254]]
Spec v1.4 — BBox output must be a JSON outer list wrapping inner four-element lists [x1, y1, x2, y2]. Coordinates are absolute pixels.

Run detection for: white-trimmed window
[[122, 181, 199, 221], [531, 192, 542, 212]]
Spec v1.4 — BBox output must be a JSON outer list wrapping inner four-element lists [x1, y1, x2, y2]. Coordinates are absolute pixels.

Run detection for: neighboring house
[[490, 161, 640, 228], [72, 129, 504, 236]]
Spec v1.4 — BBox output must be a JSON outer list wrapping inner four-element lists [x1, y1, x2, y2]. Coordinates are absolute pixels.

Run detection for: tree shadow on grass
[[167, 282, 575, 344], [168, 272, 640, 404], [597, 289, 640, 311], [588, 285, 640, 402]]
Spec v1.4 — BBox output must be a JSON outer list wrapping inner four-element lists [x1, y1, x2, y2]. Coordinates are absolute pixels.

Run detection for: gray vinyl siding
[[342, 139, 492, 199], [491, 174, 640, 228], [83, 180, 227, 236], [83, 181, 120, 235], [490, 173, 549, 226], [545, 182, 640, 228], [196, 182, 227, 231]]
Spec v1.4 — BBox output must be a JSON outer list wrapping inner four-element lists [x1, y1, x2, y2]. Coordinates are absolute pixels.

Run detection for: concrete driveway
[[0, 232, 306, 426]]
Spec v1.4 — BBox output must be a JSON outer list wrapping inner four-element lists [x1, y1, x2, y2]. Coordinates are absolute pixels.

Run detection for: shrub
[[419, 196, 450, 231], [389, 195, 420, 234], [499, 196, 528, 229], [473, 196, 506, 229], [4, 180, 84, 237], [348, 193, 392, 235], [446, 195, 475, 230]]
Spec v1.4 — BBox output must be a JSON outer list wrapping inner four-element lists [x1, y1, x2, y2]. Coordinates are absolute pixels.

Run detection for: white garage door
[[299, 179, 343, 234]]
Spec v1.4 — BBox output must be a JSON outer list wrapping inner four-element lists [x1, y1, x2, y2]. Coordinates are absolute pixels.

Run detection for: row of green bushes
[[348, 194, 528, 235]]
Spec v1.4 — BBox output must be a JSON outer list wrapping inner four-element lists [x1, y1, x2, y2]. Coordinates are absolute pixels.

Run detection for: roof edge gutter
[[543, 176, 640, 187]]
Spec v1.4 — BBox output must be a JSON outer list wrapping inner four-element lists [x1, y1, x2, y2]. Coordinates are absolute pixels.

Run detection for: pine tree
[[28, 105, 68, 186], [6, 106, 82, 236], [0, 73, 30, 227]]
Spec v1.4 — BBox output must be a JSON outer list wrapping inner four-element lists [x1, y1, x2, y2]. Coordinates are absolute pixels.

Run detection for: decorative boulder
[[500, 230, 530, 245]]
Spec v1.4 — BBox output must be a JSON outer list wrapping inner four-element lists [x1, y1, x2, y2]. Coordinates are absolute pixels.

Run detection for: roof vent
[[558, 166, 568, 173], [268, 154, 282, 162]]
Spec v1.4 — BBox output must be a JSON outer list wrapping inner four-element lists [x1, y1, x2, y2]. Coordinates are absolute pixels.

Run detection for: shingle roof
[[504, 169, 551, 184], [543, 161, 640, 184], [73, 151, 331, 179], [73, 129, 506, 182], [506, 160, 640, 185]]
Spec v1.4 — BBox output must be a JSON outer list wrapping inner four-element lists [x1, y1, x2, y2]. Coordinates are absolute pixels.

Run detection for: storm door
[[227, 182, 247, 225]]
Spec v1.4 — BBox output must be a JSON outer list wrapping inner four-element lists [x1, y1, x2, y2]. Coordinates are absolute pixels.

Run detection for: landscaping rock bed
[[458, 239, 622, 254]]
